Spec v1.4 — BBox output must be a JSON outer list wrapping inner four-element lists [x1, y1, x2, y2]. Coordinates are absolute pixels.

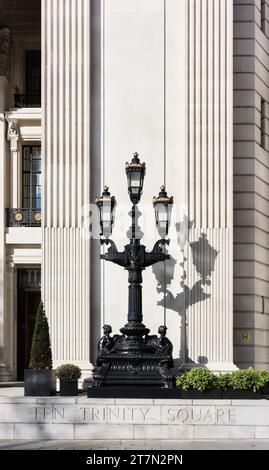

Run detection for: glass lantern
[[125, 152, 146, 204], [153, 186, 173, 237], [95, 186, 116, 238]]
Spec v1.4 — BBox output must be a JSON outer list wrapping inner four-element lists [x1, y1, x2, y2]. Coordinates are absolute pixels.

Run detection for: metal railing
[[6, 208, 42, 227], [14, 93, 41, 108]]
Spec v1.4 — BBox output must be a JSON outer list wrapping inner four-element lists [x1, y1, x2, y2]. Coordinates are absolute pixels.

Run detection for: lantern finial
[[125, 152, 146, 204]]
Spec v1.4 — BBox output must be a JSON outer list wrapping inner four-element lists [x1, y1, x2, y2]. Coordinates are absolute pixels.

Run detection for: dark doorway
[[17, 269, 41, 380]]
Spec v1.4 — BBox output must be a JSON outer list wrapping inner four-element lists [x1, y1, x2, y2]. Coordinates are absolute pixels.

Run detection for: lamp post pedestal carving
[[85, 154, 175, 393]]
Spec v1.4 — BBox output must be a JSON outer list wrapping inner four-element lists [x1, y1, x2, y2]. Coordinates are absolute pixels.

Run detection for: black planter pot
[[221, 390, 263, 399], [24, 369, 56, 396], [60, 380, 78, 396], [262, 384, 269, 396], [87, 386, 182, 399], [181, 389, 222, 399]]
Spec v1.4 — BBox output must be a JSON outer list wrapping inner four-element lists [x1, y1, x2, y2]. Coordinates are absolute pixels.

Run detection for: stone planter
[[24, 369, 56, 396], [60, 380, 78, 396]]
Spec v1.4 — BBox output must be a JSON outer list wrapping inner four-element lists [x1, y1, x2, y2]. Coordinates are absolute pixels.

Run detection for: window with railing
[[6, 146, 42, 227], [22, 145, 42, 209], [14, 50, 41, 108], [23, 145, 42, 209]]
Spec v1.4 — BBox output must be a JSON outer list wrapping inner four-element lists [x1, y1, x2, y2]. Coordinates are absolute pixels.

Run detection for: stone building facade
[[0, 0, 268, 382]]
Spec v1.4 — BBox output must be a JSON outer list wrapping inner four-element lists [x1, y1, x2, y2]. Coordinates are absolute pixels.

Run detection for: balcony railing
[[14, 93, 41, 108], [6, 208, 42, 227], [18, 269, 41, 289]]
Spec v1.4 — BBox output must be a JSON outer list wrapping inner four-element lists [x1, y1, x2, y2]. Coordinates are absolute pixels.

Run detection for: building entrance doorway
[[17, 269, 41, 380]]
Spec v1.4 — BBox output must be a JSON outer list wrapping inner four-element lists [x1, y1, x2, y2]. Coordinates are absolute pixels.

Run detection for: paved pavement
[[0, 387, 24, 396], [0, 439, 268, 450]]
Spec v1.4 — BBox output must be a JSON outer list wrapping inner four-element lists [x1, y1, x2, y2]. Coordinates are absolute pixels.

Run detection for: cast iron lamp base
[[85, 323, 174, 392], [84, 237, 175, 393]]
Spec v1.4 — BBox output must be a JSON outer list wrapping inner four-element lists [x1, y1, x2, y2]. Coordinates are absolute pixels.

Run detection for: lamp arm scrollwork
[[144, 239, 170, 267], [100, 239, 128, 267], [100, 238, 118, 253]]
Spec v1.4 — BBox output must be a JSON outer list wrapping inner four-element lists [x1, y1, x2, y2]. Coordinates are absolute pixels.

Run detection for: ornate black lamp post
[[88, 153, 175, 392]]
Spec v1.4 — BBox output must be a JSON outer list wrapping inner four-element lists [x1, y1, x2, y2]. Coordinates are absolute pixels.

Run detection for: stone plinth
[[0, 396, 268, 440]]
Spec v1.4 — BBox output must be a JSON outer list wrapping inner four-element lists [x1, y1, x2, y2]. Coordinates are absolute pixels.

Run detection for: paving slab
[[0, 439, 269, 450]]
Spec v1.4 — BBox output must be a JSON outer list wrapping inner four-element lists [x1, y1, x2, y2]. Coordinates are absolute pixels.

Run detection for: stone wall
[[0, 397, 268, 440], [233, 0, 269, 369]]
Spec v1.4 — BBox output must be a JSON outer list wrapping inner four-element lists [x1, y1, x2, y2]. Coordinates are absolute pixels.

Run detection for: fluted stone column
[[182, 0, 236, 372], [42, 0, 92, 376]]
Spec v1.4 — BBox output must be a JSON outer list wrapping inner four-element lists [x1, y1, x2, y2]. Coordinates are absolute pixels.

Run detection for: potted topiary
[[55, 364, 81, 396], [24, 301, 56, 396]]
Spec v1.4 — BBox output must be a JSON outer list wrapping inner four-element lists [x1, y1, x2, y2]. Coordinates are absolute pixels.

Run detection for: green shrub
[[176, 368, 269, 393], [216, 373, 232, 391], [56, 364, 81, 383], [259, 370, 269, 388], [228, 368, 264, 392], [29, 301, 52, 369], [176, 368, 218, 392]]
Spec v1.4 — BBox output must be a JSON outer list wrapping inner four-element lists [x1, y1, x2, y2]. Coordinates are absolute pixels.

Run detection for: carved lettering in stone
[[79, 406, 151, 423], [228, 409, 236, 423], [216, 408, 225, 423], [0, 27, 10, 76], [31, 406, 65, 421], [27, 405, 237, 426], [166, 407, 237, 425]]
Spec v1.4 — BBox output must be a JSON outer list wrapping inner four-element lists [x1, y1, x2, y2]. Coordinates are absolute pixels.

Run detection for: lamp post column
[[128, 266, 143, 324]]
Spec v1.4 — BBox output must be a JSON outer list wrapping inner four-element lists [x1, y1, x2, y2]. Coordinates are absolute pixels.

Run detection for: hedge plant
[[29, 301, 52, 369], [176, 368, 218, 392], [228, 369, 265, 392], [176, 368, 269, 393], [216, 373, 232, 391]]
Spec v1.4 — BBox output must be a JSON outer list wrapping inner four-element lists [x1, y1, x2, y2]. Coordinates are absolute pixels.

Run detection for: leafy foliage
[[29, 301, 52, 370], [216, 373, 233, 391], [228, 369, 265, 392], [56, 364, 81, 383], [176, 368, 269, 393], [176, 368, 218, 392], [259, 370, 269, 388]]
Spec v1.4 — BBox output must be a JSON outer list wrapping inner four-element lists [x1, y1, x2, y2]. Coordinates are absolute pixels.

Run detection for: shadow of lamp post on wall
[[85, 153, 175, 396]]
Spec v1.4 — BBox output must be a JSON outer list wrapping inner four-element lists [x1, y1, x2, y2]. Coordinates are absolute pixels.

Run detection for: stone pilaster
[[0, 75, 12, 381], [5, 261, 16, 379], [42, 0, 92, 377], [182, 0, 236, 372]]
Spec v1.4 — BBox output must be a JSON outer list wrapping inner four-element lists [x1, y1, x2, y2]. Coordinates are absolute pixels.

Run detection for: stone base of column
[[206, 362, 238, 373], [0, 364, 13, 382]]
